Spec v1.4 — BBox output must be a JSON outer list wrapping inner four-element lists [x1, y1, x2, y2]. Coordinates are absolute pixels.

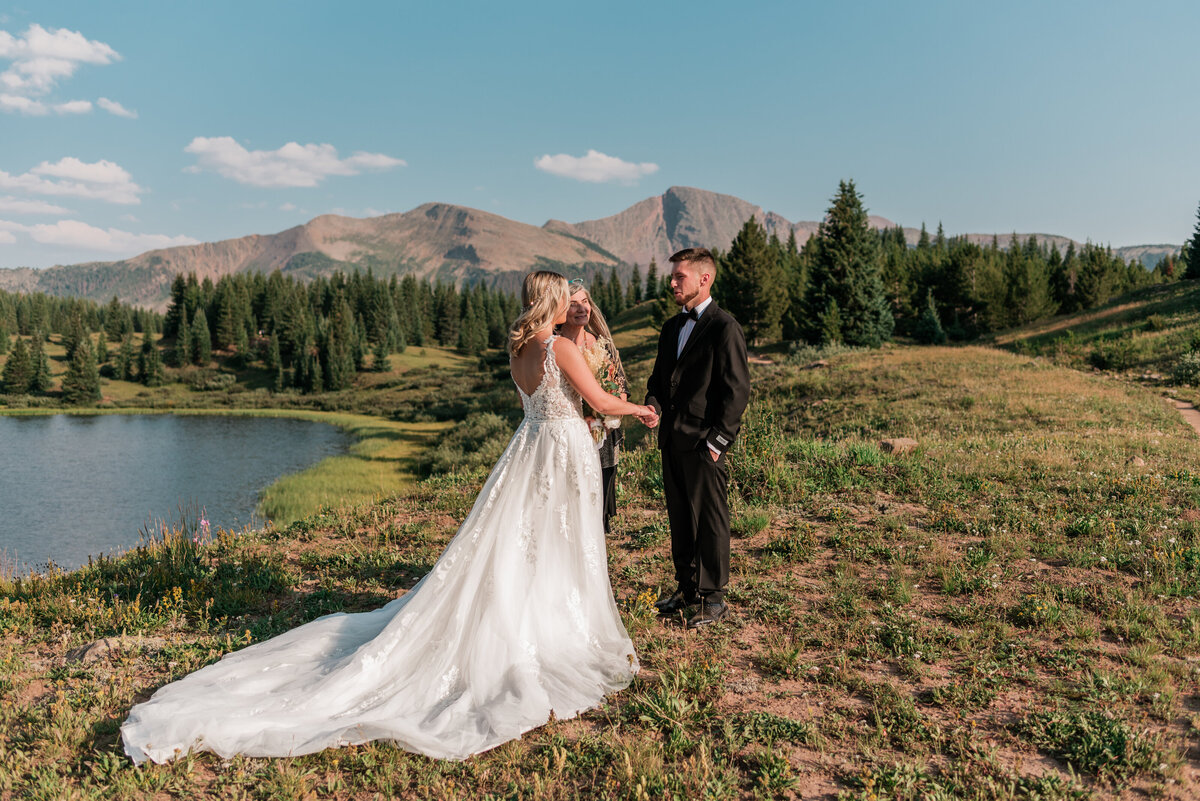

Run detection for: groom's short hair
[[669, 247, 716, 277]]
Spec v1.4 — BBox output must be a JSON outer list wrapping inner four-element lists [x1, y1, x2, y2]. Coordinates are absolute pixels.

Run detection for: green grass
[[4, 337, 1200, 798], [995, 279, 1200, 382], [255, 414, 447, 525]]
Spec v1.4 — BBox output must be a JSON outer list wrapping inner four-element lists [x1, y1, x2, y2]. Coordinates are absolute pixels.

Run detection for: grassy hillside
[[995, 280, 1200, 382], [3, 342, 1200, 799]]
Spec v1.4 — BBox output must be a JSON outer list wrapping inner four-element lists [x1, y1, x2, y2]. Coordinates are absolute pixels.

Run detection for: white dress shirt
[[675, 296, 720, 457], [676, 296, 713, 358]]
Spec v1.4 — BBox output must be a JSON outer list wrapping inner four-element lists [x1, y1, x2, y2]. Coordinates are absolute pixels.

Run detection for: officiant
[[558, 279, 629, 533]]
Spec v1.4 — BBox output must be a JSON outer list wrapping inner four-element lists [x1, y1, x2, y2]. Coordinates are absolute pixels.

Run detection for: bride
[[121, 270, 657, 764]]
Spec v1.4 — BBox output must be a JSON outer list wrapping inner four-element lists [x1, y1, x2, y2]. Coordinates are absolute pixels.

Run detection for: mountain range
[[0, 186, 1180, 311]]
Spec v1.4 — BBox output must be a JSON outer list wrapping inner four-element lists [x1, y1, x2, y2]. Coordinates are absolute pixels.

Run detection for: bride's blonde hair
[[509, 270, 569, 355]]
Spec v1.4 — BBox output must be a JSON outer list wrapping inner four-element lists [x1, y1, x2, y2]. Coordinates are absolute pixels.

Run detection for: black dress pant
[[660, 442, 730, 604], [601, 464, 617, 534]]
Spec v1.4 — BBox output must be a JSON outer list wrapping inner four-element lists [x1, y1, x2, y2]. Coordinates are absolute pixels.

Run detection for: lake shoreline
[[0, 408, 448, 573]]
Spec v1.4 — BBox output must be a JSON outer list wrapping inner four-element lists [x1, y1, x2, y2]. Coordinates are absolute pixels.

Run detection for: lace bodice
[[515, 336, 583, 422]]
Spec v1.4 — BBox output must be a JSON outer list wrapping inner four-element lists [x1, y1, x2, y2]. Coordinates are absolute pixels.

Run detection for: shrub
[[1017, 709, 1163, 782], [1171, 350, 1200, 385], [188, 369, 237, 391], [1087, 337, 1137, 371], [421, 412, 513, 475]]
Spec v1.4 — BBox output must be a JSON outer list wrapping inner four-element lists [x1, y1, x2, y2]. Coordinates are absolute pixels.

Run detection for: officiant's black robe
[[645, 302, 750, 604]]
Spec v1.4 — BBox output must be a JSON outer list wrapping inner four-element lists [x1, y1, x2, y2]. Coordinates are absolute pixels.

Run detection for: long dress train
[[121, 336, 638, 764]]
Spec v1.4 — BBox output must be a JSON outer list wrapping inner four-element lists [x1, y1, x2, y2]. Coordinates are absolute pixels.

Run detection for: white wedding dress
[[121, 336, 638, 764]]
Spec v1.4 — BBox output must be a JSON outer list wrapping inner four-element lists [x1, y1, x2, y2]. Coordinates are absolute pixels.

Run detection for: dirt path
[[1169, 397, 1200, 436]]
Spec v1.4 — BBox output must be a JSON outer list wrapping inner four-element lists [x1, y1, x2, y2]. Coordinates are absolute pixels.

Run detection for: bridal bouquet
[[581, 339, 623, 447]]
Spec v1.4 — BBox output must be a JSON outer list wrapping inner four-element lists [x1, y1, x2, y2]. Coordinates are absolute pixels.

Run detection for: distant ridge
[[0, 203, 622, 310], [0, 186, 1180, 309], [544, 186, 919, 268]]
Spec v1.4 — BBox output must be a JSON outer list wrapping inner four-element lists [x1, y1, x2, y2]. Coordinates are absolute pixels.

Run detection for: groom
[[644, 248, 750, 629]]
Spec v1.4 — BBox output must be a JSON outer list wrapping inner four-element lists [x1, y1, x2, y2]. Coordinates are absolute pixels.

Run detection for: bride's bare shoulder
[[550, 335, 584, 360]]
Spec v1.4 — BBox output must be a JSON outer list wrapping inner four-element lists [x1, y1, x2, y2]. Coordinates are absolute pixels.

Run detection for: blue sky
[[1, 0, 1198, 269]]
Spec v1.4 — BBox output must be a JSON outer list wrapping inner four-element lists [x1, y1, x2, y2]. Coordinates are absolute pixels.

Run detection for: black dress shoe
[[687, 601, 727, 629], [655, 590, 698, 615]]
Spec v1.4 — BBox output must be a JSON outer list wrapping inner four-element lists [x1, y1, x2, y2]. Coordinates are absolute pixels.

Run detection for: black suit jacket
[[645, 301, 750, 456]]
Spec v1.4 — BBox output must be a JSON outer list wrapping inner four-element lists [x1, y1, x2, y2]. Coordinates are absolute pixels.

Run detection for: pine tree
[[645, 260, 660, 299], [1002, 235, 1058, 325], [457, 294, 487, 355], [716, 217, 786, 344], [0, 322, 8, 356], [322, 300, 356, 391], [433, 284, 460, 346], [28, 333, 51, 393], [104, 296, 126, 341], [353, 313, 368, 372], [94, 333, 108, 365], [265, 335, 282, 374], [1184, 202, 1200, 280], [801, 180, 893, 347], [214, 286, 238, 350], [190, 308, 212, 365], [231, 324, 251, 368], [139, 335, 164, 386], [304, 349, 324, 393], [483, 293, 505, 349], [372, 337, 390, 372], [781, 230, 807, 340], [62, 311, 87, 361], [174, 306, 192, 367], [818, 298, 843, 346], [164, 275, 187, 339], [61, 338, 101, 404], [626, 266, 643, 306], [1, 336, 31, 394], [606, 267, 625, 315], [913, 290, 947, 344], [117, 335, 136, 380]]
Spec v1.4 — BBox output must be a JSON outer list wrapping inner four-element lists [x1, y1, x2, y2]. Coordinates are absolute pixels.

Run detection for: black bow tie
[[680, 307, 700, 322]]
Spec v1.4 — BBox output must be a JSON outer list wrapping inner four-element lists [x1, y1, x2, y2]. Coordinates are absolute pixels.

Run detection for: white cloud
[[279, 202, 297, 211], [534, 149, 659, 184], [0, 157, 143, 204], [0, 24, 120, 113], [0, 218, 198, 253], [0, 92, 45, 114], [97, 96, 135, 118], [0, 230, 15, 244], [184, 136, 405, 188], [0, 196, 70, 214], [54, 99, 90, 114]]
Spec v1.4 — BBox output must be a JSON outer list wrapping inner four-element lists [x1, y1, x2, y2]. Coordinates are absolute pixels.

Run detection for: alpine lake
[[0, 413, 352, 572]]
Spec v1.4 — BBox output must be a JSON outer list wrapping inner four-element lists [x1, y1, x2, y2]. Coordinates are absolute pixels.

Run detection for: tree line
[[159, 270, 521, 393], [0, 290, 162, 401], [711, 181, 1185, 347]]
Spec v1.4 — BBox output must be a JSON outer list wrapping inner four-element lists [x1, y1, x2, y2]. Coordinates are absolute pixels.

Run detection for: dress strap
[[543, 334, 559, 373]]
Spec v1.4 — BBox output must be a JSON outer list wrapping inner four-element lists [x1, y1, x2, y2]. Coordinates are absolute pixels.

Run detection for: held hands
[[633, 405, 659, 428]]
